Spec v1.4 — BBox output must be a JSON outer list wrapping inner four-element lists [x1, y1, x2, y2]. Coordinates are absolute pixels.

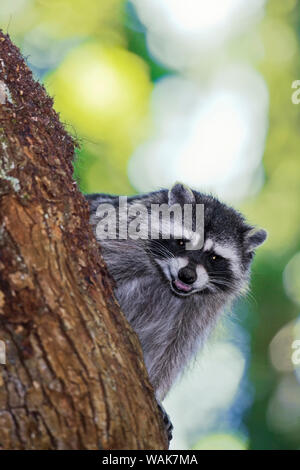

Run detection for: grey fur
[[85, 183, 267, 401]]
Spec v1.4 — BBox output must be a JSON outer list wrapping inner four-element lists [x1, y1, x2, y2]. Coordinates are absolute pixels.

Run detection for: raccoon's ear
[[168, 182, 195, 206], [244, 228, 267, 252]]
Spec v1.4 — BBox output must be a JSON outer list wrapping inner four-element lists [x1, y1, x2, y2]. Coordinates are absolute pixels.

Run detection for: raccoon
[[86, 183, 267, 439]]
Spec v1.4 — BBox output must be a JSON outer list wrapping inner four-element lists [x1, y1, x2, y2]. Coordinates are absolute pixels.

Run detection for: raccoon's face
[[150, 184, 267, 298]]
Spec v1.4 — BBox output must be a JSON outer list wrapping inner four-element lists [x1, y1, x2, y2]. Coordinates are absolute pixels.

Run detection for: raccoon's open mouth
[[171, 279, 194, 296]]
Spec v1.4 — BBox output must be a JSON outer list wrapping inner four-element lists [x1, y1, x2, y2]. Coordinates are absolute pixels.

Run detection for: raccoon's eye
[[177, 240, 185, 247], [210, 253, 221, 262]]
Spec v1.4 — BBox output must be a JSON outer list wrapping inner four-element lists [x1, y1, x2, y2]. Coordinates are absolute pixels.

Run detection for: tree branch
[[0, 30, 167, 450]]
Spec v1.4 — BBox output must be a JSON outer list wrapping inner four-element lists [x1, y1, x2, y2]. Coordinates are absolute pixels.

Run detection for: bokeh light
[[128, 65, 268, 203], [130, 0, 267, 70], [45, 42, 152, 144], [165, 334, 248, 450], [193, 432, 248, 450], [269, 318, 300, 373], [267, 374, 300, 439], [45, 41, 152, 193], [283, 252, 300, 306]]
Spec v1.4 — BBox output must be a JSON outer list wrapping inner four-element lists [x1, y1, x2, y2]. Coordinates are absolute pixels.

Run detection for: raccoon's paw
[[157, 400, 173, 444]]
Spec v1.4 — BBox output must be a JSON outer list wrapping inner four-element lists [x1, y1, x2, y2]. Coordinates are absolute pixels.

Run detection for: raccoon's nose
[[178, 266, 197, 285]]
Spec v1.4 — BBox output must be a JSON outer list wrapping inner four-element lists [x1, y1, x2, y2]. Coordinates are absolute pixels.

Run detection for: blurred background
[[1, 0, 300, 450]]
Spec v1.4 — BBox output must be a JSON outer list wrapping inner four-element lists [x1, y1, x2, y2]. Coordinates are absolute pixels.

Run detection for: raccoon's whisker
[[208, 278, 234, 291], [209, 276, 232, 284], [147, 240, 175, 259], [206, 284, 218, 293], [149, 240, 175, 255], [146, 247, 173, 260], [209, 272, 240, 283], [210, 278, 237, 286], [241, 290, 258, 307], [146, 244, 172, 257]]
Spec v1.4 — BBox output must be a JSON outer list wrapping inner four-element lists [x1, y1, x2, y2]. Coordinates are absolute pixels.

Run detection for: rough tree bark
[[0, 31, 168, 450]]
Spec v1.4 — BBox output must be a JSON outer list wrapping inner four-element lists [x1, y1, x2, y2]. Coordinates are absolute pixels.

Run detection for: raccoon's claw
[[157, 400, 173, 444]]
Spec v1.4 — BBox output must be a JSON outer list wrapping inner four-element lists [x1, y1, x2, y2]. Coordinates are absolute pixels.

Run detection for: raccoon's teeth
[[174, 280, 192, 292]]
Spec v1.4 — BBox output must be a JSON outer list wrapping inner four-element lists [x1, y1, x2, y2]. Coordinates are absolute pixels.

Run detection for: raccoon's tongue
[[174, 280, 192, 292]]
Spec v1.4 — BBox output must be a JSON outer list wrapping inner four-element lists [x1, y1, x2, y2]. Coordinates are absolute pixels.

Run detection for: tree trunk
[[0, 30, 167, 450]]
